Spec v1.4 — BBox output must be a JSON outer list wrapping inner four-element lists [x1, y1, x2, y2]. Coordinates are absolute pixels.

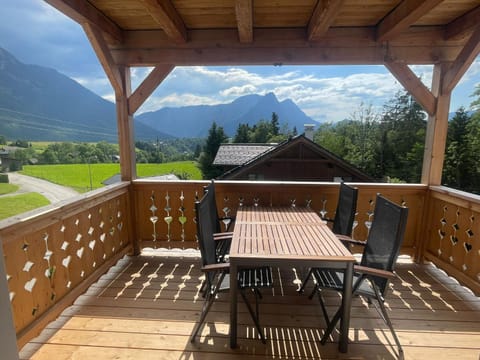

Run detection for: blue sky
[[1, 0, 479, 123]]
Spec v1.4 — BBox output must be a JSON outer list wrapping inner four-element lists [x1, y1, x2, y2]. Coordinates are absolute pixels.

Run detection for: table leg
[[339, 262, 353, 353], [230, 262, 238, 348]]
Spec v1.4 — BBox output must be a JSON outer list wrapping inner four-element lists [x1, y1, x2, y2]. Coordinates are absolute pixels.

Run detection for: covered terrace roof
[[45, 0, 480, 184]]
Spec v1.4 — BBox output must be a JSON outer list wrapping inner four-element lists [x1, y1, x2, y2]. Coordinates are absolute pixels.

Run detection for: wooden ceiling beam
[[235, 0, 253, 43], [139, 0, 187, 44], [44, 0, 123, 43], [308, 0, 345, 40], [128, 65, 175, 115], [111, 43, 461, 67], [442, 24, 480, 94], [376, 0, 444, 42], [117, 27, 451, 50], [445, 5, 480, 40], [110, 27, 462, 66], [385, 61, 436, 115], [83, 22, 123, 96]]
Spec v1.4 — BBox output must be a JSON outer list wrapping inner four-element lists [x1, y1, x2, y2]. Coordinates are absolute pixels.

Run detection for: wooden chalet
[[215, 134, 374, 181], [2, 1, 480, 359]]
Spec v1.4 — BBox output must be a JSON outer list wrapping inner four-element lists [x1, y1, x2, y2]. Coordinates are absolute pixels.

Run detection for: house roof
[[213, 143, 276, 166], [219, 134, 374, 181]]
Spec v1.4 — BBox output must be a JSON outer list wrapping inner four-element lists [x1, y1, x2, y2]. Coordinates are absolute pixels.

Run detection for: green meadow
[[20, 161, 202, 192], [0, 161, 201, 220], [0, 193, 50, 220], [0, 183, 19, 195]]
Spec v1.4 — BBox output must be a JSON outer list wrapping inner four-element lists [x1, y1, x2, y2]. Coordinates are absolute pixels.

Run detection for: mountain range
[[136, 92, 317, 138], [0, 47, 317, 141]]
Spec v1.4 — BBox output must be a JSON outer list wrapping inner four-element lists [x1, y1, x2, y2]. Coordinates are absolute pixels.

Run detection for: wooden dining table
[[229, 205, 356, 353]]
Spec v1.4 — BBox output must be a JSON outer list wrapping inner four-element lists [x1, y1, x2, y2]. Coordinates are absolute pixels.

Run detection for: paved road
[[4, 172, 79, 203]]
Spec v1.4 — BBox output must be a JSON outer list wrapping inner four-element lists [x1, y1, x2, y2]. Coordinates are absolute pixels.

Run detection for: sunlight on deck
[[20, 250, 480, 360]]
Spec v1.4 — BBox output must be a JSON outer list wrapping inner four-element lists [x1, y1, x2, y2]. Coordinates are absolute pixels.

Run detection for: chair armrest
[[336, 234, 367, 246], [213, 232, 233, 241], [201, 263, 230, 273], [354, 265, 396, 279]]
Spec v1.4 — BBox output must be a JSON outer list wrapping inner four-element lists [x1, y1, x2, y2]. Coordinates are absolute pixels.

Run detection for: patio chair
[[205, 179, 235, 233], [190, 192, 273, 343], [298, 182, 358, 293], [309, 194, 408, 357]]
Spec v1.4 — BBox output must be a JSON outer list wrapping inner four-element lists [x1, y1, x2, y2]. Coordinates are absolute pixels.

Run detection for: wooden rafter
[[128, 65, 175, 115], [139, 0, 187, 44], [44, 0, 123, 43], [376, 0, 444, 42], [235, 0, 253, 43], [83, 23, 123, 95], [442, 24, 480, 94], [445, 5, 480, 40], [384, 61, 436, 116], [308, 0, 345, 41]]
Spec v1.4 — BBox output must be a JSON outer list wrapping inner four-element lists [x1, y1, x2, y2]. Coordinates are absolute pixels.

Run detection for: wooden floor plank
[[19, 253, 480, 360]]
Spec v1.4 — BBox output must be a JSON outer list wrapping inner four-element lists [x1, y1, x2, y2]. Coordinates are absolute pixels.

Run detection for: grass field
[[20, 161, 202, 192], [0, 183, 19, 195], [0, 193, 50, 220]]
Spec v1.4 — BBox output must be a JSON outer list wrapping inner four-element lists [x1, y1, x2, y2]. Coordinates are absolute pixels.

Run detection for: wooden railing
[[3, 180, 480, 350], [421, 186, 480, 295], [132, 180, 427, 258], [0, 182, 133, 348]]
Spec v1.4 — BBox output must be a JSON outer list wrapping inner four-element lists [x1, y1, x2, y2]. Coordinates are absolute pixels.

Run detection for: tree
[[250, 120, 271, 143], [270, 112, 280, 136], [380, 91, 426, 182], [198, 122, 228, 179], [233, 123, 250, 143], [443, 107, 472, 190]]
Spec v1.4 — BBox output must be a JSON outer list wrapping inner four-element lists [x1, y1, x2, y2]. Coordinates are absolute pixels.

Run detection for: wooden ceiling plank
[[308, 0, 346, 41], [385, 61, 436, 115], [235, 0, 253, 43], [83, 22, 123, 96], [445, 5, 480, 40], [128, 65, 175, 115], [376, 0, 444, 42], [44, 0, 123, 43], [442, 24, 480, 94], [139, 0, 187, 44]]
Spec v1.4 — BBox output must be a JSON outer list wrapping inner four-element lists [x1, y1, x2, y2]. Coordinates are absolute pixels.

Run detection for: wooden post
[[421, 63, 451, 185], [115, 66, 139, 254], [0, 243, 20, 360], [116, 66, 136, 182]]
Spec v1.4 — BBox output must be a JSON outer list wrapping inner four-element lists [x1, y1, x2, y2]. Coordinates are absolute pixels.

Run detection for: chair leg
[[316, 290, 330, 325], [298, 268, 313, 293], [320, 304, 342, 344], [371, 283, 403, 357], [190, 272, 225, 343], [240, 289, 267, 343]]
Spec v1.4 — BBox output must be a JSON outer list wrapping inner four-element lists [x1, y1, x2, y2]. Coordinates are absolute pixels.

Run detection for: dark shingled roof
[[213, 144, 276, 166]]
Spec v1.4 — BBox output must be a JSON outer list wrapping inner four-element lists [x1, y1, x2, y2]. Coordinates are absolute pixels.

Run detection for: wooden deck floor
[[20, 251, 480, 360]]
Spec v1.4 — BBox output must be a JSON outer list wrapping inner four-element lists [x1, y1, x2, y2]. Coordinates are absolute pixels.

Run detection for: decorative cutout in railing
[[2, 187, 131, 336], [426, 190, 480, 295]]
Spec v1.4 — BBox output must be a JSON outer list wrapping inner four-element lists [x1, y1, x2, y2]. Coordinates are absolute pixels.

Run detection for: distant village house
[[213, 126, 373, 182]]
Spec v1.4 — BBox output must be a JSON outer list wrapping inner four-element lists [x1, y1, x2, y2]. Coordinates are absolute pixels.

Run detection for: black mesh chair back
[[203, 180, 222, 233], [331, 182, 358, 236], [195, 191, 218, 268], [204, 180, 234, 232], [359, 194, 409, 296]]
